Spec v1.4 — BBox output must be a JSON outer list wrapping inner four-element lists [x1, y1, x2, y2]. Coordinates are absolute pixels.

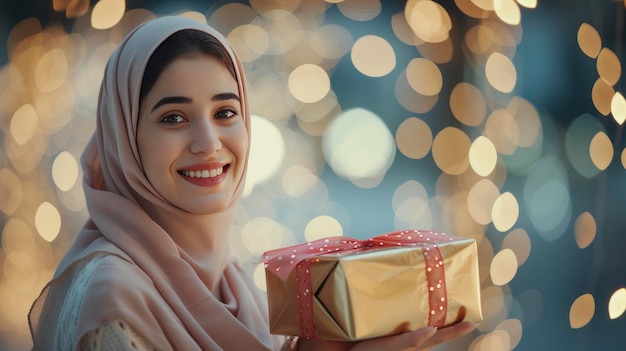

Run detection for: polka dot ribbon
[[263, 230, 456, 338]]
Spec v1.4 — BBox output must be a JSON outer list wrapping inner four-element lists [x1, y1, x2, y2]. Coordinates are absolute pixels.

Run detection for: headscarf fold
[[29, 16, 282, 351]]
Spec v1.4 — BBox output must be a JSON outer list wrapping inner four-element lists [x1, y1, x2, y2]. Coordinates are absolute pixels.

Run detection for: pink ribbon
[[263, 229, 457, 338]]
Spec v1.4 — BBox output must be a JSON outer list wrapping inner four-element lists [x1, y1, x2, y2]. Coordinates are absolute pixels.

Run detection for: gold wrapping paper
[[263, 230, 482, 341]]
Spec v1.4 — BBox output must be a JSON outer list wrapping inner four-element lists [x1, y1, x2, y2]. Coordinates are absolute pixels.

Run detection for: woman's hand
[[298, 321, 478, 351]]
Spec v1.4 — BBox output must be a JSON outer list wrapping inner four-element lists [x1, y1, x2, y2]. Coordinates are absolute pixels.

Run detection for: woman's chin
[[179, 200, 233, 216]]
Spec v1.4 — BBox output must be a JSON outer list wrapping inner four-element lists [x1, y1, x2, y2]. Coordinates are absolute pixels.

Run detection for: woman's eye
[[160, 114, 186, 124], [215, 109, 237, 119]]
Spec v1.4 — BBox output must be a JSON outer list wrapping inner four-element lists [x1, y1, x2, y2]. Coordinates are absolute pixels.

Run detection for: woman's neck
[[141, 198, 236, 292]]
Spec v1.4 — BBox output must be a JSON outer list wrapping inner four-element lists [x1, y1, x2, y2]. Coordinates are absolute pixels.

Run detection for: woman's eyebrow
[[212, 92, 240, 102], [150, 93, 240, 112], [151, 96, 191, 112]]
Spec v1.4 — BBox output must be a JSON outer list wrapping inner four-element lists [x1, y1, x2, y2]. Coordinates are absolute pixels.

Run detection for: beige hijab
[[29, 16, 282, 350]]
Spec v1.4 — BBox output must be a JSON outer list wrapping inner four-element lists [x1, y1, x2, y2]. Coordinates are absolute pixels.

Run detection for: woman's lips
[[178, 164, 230, 186]]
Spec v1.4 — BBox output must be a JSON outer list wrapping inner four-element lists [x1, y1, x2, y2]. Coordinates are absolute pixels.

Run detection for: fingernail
[[425, 327, 437, 338]]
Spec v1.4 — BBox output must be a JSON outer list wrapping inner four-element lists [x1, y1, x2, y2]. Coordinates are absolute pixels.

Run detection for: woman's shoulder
[[80, 318, 156, 351], [29, 252, 153, 350], [78, 252, 160, 318], [55, 251, 151, 301], [85, 252, 151, 289]]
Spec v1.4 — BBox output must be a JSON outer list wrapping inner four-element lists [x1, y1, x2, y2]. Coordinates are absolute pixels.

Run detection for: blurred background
[[1, 0, 625, 350]]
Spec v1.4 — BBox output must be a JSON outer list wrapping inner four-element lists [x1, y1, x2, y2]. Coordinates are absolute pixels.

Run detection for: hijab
[[29, 16, 282, 350]]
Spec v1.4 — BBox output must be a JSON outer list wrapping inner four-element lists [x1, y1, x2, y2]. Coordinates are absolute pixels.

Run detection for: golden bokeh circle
[[288, 64, 330, 103], [574, 212, 596, 249], [608, 288, 626, 320], [577, 23, 602, 58], [432, 127, 471, 175], [395, 117, 433, 160], [351, 35, 396, 78], [611, 92, 626, 125], [406, 58, 442, 96], [490, 248, 518, 286], [450, 82, 486, 126], [589, 131, 613, 170], [596, 48, 622, 86], [492, 192, 519, 232], [569, 293, 595, 329], [469, 136, 497, 176], [501, 228, 531, 266]]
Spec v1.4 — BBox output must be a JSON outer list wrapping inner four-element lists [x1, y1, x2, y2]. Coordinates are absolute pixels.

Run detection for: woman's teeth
[[181, 167, 224, 178]]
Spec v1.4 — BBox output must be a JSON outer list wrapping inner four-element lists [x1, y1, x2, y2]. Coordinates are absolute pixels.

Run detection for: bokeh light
[[242, 216, 288, 256], [405, 0, 452, 43], [10, 104, 38, 146], [227, 24, 269, 62], [592, 77, 615, 116], [577, 23, 602, 58], [34, 202, 61, 242], [501, 228, 530, 266], [611, 92, 626, 125], [337, 0, 381, 21], [351, 35, 396, 77], [91, 0, 126, 30], [505, 96, 541, 148], [490, 248, 518, 286], [468, 178, 499, 225], [395, 68, 439, 114], [494, 0, 521, 25], [570, 294, 595, 329], [288, 63, 331, 103], [574, 211, 596, 249], [35, 48, 68, 93], [304, 215, 343, 242], [523, 157, 571, 242], [589, 131, 614, 170], [516, 0, 537, 8], [492, 192, 518, 232], [609, 288, 626, 320], [484, 109, 518, 155], [322, 107, 395, 183], [495, 318, 523, 349], [0, 169, 23, 216], [393, 180, 432, 230], [565, 113, 606, 178], [245, 115, 285, 196], [469, 136, 497, 176], [52, 151, 79, 192], [395, 117, 433, 160], [485, 52, 517, 93], [432, 127, 471, 175], [450, 82, 487, 126], [596, 48, 621, 86], [406, 58, 442, 96]]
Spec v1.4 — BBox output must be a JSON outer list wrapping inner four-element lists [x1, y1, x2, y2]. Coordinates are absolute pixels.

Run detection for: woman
[[29, 16, 476, 350]]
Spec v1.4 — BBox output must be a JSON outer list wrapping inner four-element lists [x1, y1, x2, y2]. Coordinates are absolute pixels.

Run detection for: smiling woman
[[26, 15, 476, 351], [27, 16, 285, 351], [137, 53, 248, 216]]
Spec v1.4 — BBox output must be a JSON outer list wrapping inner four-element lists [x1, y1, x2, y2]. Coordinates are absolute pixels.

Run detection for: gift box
[[263, 229, 482, 341]]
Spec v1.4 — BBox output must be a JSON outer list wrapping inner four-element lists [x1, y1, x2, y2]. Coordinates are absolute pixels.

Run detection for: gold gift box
[[263, 230, 482, 341]]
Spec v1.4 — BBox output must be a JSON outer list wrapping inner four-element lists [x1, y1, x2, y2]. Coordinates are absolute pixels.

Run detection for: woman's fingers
[[349, 327, 437, 351], [419, 321, 479, 349], [298, 338, 355, 351], [298, 322, 479, 351], [349, 321, 478, 351]]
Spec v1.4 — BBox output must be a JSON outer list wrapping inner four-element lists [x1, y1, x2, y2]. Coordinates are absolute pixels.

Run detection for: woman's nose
[[189, 118, 222, 155]]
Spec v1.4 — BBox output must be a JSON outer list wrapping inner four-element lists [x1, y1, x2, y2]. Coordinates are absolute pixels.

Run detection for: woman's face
[[137, 55, 247, 215]]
